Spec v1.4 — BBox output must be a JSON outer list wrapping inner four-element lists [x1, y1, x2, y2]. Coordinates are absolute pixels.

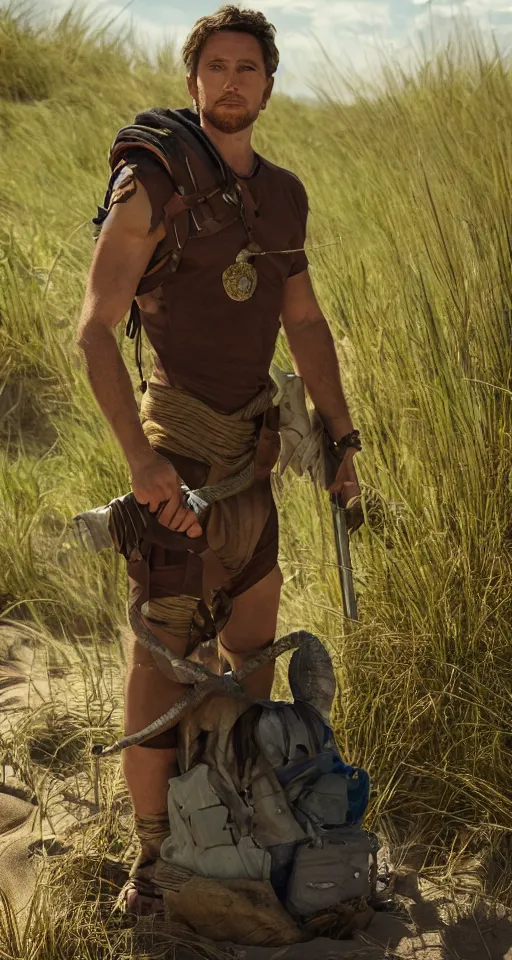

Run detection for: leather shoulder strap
[[108, 107, 243, 296], [100, 108, 246, 388]]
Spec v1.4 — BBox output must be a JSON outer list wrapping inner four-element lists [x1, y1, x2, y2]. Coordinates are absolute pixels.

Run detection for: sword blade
[[330, 493, 359, 622]]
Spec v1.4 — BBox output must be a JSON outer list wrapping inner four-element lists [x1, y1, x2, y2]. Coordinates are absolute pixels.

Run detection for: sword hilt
[[330, 491, 364, 535]]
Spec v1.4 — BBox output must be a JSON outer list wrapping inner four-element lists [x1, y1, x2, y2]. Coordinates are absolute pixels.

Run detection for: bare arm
[[77, 182, 164, 470], [77, 179, 201, 535], [280, 269, 354, 441]]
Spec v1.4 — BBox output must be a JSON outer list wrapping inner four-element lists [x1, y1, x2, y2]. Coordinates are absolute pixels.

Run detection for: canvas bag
[[159, 693, 377, 920]]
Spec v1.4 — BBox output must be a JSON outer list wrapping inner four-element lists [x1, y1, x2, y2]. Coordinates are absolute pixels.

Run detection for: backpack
[[159, 643, 379, 922], [161, 715, 377, 918], [92, 107, 248, 389]]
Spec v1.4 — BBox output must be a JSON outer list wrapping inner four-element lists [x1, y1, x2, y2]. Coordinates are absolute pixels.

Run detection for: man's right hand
[[130, 451, 203, 538]]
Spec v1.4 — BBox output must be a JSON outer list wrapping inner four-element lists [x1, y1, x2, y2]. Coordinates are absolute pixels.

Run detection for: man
[[77, 5, 360, 915]]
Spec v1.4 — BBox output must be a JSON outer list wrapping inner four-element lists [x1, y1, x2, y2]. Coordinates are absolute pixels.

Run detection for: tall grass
[[0, 3, 511, 947]]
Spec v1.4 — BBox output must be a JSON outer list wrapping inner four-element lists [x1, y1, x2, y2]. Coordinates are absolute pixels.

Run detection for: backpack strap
[[124, 188, 194, 393], [94, 107, 245, 390]]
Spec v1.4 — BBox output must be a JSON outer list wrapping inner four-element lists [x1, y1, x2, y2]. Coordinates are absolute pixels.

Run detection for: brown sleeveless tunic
[[107, 141, 310, 644]]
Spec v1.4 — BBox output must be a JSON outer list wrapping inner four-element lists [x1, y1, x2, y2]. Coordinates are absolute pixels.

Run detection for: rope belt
[[139, 378, 278, 580], [141, 378, 276, 471]]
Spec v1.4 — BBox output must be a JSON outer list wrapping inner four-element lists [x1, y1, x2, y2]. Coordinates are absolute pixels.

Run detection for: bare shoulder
[[101, 167, 166, 243], [78, 170, 166, 331]]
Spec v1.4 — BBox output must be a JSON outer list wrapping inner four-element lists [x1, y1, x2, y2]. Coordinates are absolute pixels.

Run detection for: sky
[[40, 0, 512, 99]]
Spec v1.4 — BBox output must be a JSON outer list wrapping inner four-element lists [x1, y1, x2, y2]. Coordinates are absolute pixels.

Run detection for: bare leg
[[121, 564, 282, 913], [122, 620, 189, 815], [123, 565, 283, 807], [121, 620, 188, 914], [219, 564, 282, 700]]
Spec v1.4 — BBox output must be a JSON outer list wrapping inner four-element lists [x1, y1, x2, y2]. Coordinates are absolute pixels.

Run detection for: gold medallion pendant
[[222, 244, 261, 302]]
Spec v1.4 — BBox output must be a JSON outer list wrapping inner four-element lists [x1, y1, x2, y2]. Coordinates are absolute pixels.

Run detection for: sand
[[1, 624, 510, 959]]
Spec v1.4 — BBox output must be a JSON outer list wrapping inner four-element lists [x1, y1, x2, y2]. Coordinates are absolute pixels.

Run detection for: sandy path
[[1, 624, 510, 959]]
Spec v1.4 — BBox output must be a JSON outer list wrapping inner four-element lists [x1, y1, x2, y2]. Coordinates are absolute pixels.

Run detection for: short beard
[[201, 103, 259, 134]]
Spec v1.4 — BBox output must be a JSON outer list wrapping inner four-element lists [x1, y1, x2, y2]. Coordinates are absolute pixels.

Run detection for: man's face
[[187, 30, 273, 134]]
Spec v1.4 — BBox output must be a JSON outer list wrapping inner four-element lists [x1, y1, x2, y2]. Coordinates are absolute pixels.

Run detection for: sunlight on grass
[[0, 2, 511, 950]]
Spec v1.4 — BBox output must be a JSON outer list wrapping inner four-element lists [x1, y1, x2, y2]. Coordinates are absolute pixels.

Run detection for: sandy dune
[[1, 624, 510, 959]]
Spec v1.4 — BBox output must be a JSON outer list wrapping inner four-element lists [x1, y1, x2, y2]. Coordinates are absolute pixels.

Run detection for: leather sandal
[[116, 852, 165, 916]]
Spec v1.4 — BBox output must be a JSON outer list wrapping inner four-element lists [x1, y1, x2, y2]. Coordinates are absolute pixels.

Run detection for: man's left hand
[[326, 448, 360, 506]]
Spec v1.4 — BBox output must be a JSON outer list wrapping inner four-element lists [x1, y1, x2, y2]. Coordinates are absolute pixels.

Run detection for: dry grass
[[0, 2, 511, 954]]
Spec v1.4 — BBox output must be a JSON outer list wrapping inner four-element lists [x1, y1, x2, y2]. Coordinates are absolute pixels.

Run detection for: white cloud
[[313, 1, 391, 27], [247, 0, 391, 25], [244, 0, 318, 12], [280, 30, 314, 50], [275, 1, 393, 95], [432, 4, 463, 16], [97, 2, 188, 43], [464, 0, 512, 8], [39, 0, 512, 101], [411, 0, 512, 32], [254, 0, 391, 26], [259, 0, 393, 73], [278, 25, 407, 100], [41, 0, 188, 43], [412, 0, 512, 10]]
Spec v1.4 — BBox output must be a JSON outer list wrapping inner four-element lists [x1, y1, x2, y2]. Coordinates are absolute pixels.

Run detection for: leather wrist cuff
[[330, 429, 362, 457]]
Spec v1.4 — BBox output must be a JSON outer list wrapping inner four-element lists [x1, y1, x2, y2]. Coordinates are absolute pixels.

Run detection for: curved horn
[[92, 629, 321, 759], [92, 607, 249, 758], [288, 635, 336, 722], [233, 630, 318, 682], [92, 683, 212, 757]]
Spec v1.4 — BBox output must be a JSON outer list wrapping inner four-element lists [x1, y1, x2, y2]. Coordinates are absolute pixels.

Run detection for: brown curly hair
[[182, 5, 280, 79]]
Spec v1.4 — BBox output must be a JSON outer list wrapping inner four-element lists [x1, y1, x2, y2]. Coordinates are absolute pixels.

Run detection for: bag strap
[[100, 107, 245, 390], [125, 193, 193, 393]]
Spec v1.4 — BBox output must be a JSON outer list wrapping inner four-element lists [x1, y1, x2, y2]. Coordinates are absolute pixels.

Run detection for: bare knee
[[124, 632, 189, 739], [123, 604, 195, 756], [220, 564, 282, 657], [218, 565, 281, 699], [124, 613, 190, 682]]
